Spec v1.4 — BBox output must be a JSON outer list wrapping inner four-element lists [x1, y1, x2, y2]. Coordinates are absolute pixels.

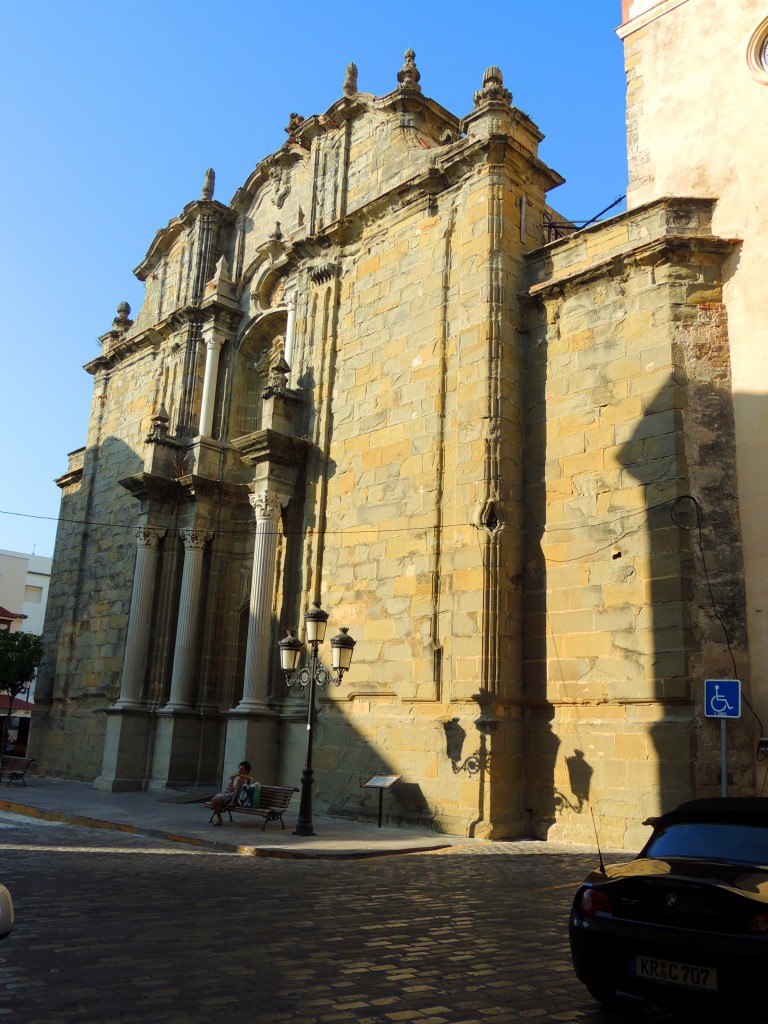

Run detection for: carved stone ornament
[[343, 61, 358, 97], [270, 165, 290, 208], [262, 352, 292, 399], [397, 48, 421, 92], [284, 112, 304, 141], [179, 528, 213, 550], [113, 301, 133, 332], [146, 404, 170, 441], [201, 167, 215, 200], [249, 490, 285, 522], [473, 66, 512, 107], [308, 259, 340, 284], [133, 526, 166, 549]]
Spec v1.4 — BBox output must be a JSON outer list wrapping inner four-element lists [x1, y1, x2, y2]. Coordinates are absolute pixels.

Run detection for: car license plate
[[633, 955, 717, 991]]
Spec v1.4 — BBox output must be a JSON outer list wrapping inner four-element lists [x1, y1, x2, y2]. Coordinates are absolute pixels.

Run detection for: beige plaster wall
[[621, 0, 768, 734]]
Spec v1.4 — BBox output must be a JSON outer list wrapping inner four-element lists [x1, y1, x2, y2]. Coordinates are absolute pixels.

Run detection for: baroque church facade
[[34, 1, 765, 849]]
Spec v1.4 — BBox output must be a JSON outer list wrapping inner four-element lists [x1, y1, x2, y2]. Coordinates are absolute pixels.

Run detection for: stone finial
[[211, 255, 230, 286], [262, 352, 292, 399], [397, 48, 421, 92], [285, 112, 304, 139], [473, 66, 512, 107], [147, 404, 170, 441], [112, 301, 133, 331], [343, 62, 358, 97], [202, 167, 215, 200]]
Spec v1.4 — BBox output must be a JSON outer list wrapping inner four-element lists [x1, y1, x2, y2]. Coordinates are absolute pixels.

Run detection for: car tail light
[[578, 887, 612, 918], [748, 912, 768, 934]]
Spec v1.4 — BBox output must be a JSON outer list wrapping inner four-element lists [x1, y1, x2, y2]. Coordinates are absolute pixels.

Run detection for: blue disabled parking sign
[[704, 679, 741, 718]]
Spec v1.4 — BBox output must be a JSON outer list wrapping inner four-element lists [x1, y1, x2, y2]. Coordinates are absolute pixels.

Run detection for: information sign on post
[[704, 679, 741, 798], [362, 774, 401, 828]]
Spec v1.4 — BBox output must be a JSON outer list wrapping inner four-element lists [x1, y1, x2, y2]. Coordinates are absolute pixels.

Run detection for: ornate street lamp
[[278, 604, 355, 836]]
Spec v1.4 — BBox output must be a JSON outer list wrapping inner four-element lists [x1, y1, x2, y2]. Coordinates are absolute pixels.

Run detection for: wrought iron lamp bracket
[[285, 663, 342, 690]]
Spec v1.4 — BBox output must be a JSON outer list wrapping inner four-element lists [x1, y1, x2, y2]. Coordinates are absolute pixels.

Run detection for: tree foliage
[[0, 631, 44, 752], [0, 631, 44, 698]]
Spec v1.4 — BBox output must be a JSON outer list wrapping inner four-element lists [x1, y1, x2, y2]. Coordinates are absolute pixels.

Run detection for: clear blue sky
[[0, 1, 627, 557]]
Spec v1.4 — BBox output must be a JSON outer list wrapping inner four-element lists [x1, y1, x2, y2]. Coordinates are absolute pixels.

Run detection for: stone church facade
[[34, 11, 760, 848]]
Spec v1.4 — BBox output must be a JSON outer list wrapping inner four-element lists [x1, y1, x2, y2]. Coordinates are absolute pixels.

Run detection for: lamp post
[[278, 604, 355, 835]]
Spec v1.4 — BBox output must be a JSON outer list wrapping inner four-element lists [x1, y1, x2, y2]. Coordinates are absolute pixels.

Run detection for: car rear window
[[645, 822, 768, 865]]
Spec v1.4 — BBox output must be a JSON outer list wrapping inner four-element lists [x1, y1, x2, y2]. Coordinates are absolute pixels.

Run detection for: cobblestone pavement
[[0, 813, 756, 1024]]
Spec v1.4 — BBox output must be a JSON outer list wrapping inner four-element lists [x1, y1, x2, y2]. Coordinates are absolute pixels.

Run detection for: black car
[[0, 883, 11, 940], [570, 798, 768, 1015]]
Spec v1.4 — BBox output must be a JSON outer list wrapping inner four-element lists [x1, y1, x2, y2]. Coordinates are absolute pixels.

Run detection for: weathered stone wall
[[524, 197, 753, 849]]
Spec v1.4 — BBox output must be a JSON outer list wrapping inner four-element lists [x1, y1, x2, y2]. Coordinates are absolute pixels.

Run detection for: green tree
[[0, 631, 44, 752]]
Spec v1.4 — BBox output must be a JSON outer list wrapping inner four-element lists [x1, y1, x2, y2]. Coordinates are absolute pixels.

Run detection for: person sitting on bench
[[210, 761, 252, 826]]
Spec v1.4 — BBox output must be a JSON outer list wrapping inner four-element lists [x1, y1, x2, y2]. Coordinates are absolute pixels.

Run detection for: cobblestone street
[[0, 814, 747, 1024]]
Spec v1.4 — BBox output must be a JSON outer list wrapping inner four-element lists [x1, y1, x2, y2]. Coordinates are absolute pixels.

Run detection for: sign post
[[361, 774, 402, 827], [704, 679, 741, 797]]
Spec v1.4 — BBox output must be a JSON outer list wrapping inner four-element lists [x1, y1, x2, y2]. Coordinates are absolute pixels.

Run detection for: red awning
[[0, 696, 34, 713]]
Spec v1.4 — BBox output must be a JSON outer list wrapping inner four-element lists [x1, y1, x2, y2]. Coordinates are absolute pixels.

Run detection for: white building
[[0, 549, 52, 751], [0, 549, 52, 637]]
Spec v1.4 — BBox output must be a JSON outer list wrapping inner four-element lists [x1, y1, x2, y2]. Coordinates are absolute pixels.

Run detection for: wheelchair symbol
[[709, 684, 734, 717]]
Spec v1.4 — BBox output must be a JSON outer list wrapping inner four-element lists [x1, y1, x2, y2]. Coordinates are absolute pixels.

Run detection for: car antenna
[[590, 805, 606, 875]]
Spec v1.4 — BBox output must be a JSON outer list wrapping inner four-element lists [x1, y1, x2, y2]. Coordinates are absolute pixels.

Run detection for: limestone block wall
[[277, 133, 537, 838], [524, 197, 753, 849]]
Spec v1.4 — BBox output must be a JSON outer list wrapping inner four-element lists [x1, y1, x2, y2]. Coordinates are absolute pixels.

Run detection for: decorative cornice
[[230, 428, 311, 469], [528, 233, 737, 300], [55, 466, 84, 490], [617, 0, 690, 39]]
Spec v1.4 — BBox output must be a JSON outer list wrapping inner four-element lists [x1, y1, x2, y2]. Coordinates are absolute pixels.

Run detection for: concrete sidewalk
[[0, 776, 486, 858]]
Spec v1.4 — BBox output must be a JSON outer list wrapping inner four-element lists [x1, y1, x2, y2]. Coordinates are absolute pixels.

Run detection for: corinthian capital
[[249, 489, 286, 522], [179, 529, 214, 551], [133, 526, 166, 549]]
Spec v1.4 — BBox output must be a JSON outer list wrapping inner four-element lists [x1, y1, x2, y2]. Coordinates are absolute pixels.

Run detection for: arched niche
[[226, 310, 287, 439], [224, 259, 299, 440]]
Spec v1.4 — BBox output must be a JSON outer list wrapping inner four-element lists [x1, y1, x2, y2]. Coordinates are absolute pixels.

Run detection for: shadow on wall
[[624, 379, 755, 809], [522, 366, 757, 842], [32, 433, 146, 779], [285, 690, 500, 833]]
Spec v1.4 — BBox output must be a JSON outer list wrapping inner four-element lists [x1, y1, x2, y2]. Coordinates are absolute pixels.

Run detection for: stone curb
[[0, 798, 456, 859]]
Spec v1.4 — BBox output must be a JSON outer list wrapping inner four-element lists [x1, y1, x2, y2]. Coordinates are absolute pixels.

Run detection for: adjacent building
[[32, 2, 764, 848], [0, 549, 52, 750]]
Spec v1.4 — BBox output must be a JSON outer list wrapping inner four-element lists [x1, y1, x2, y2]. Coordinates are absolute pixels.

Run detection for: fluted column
[[114, 526, 166, 708], [165, 529, 213, 709], [237, 490, 286, 712], [198, 327, 224, 438]]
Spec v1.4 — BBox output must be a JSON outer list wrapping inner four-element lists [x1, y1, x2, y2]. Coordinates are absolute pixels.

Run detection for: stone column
[[284, 294, 297, 374], [237, 490, 286, 712], [114, 526, 166, 709], [165, 529, 213, 709], [198, 326, 224, 438]]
